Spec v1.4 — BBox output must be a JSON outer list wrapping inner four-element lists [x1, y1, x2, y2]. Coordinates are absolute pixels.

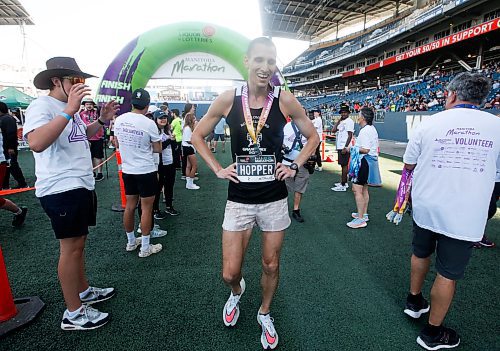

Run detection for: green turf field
[[1, 146, 498, 350]]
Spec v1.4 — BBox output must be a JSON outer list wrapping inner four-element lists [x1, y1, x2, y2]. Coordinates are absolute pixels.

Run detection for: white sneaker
[[331, 184, 347, 192], [151, 227, 167, 238], [126, 237, 142, 251], [139, 243, 163, 258], [315, 166, 322, 172], [351, 213, 369, 221], [186, 183, 200, 190], [257, 312, 279, 349], [61, 305, 110, 331], [222, 277, 246, 327], [334, 182, 349, 188], [137, 223, 161, 234]]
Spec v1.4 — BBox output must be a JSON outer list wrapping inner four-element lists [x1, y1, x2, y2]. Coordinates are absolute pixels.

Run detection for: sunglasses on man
[[61, 76, 86, 85]]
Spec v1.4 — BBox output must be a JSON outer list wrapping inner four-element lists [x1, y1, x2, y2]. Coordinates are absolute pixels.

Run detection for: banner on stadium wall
[[96, 22, 286, 115], [343, 18, 500, 78]]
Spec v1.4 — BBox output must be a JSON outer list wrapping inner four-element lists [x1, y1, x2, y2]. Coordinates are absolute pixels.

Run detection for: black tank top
[[226, 86, 288, 204]]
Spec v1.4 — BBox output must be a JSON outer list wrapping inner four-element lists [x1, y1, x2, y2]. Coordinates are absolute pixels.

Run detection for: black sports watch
[[289, 162, 299, 171]]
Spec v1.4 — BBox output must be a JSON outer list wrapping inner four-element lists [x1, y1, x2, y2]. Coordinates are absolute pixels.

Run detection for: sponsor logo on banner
[[343, 18, 500, 78], [152, 52, 244, 80]]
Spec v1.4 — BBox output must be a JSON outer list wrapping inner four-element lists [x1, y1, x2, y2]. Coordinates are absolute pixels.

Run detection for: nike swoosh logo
[[225, 308, 236, 323], [265, 330, 276, 344]]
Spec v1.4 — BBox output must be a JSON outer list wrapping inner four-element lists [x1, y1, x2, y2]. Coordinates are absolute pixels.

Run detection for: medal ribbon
[[241, 84, 274, 145]]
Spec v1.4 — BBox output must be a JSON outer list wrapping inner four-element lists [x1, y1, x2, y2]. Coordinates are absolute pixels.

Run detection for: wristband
[[97, 118, 105, 126], [60, 112, 72, 121]]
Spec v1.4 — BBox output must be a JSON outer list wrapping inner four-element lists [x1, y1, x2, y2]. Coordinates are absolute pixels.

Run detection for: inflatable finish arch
[[96, 22, 257, 114]]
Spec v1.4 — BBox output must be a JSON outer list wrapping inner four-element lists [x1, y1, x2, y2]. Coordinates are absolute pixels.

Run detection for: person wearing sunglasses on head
[[24, 57, 120, 331]]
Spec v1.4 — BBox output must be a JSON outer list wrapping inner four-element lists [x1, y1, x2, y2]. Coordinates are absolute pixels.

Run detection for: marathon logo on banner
[[236, 155, 276, 183]]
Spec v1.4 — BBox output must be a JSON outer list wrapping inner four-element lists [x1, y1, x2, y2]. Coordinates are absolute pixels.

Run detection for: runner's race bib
[[236, 155, 276, 182]]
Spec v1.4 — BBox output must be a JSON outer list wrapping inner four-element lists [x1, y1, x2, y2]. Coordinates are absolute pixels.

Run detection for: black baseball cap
[[339, 104, 350, 113], [131, 88, 150, 109]]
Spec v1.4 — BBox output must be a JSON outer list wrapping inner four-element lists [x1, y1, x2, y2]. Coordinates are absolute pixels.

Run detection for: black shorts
[[122, 172, 158, 198], [183, 146, 195, 156], [39, 188, 97, 239], [353, 157, 369, 185], [214, 133, 225, 141], [412, 221, 474, 280], [206, 132, 214, 142], [89, 139, 104, 159], [337, 150, 350, 166]]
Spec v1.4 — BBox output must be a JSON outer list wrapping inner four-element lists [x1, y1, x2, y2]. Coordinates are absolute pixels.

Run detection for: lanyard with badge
[[236, 85, 276, 183]]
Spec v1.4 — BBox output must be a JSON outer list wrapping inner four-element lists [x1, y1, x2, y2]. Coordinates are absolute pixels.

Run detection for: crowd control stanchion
[[0, 246, 44, 336], [111, 150, 126, 212]]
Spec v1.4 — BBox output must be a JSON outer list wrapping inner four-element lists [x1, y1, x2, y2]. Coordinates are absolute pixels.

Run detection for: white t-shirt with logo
[[336, 118, 355, 150], [355, 125, 378, 158], [282, 122, 308, 166], [23, 96, 94, 197], [403, 108, 500, 242], [114, 112, 161, 174]]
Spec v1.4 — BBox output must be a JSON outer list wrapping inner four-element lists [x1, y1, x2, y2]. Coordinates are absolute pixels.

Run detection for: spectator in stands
[[331, 104, 354, 192], [0, 102, 27, 189], [80, 98, 105, 182], [402, 72, 499, 350]]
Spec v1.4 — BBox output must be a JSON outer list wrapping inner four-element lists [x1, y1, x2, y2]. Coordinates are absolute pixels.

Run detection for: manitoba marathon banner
[[96, 22, 286, 115]]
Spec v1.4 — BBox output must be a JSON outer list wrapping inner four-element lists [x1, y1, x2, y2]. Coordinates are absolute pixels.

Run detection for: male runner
[[192, 37, 319, 349]]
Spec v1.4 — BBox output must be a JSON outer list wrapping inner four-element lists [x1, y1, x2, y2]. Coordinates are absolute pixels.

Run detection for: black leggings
[[154, 163, 176, 210], [315, 144, 322, 167]]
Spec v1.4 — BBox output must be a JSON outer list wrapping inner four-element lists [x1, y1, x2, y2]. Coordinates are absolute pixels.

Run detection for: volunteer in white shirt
[[312, 109, 323, 171], [282, 120, 311, 223], [114, 88, 163, 258], [24, 57, 119, 331], [331, 104, 354, 192], [346, 107, 379, 229], [402, 72, 500, 350]]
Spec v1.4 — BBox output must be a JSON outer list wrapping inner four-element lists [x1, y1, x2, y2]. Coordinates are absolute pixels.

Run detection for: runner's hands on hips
[[216, 163, 239, 183], [66, 83, 91, 114], [275, 162, 296, 181], [100, 101, 121, 121]]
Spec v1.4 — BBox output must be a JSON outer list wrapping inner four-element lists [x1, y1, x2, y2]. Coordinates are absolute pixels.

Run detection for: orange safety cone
[[111, 149, 127, 212], [0, 245, 45, 336], [0, 246, 17, 322]]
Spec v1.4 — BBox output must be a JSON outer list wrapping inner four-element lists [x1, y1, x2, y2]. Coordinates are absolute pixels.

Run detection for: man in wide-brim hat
[[24, 57, 120, 331]]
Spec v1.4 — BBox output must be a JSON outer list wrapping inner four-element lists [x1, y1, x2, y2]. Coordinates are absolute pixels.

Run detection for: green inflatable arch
[[96, 22, 254, 114]]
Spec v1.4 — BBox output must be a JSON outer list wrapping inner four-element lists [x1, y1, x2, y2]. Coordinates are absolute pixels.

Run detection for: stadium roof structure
[[0, 0, 33, 25], [260, 0, 415, 41]]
